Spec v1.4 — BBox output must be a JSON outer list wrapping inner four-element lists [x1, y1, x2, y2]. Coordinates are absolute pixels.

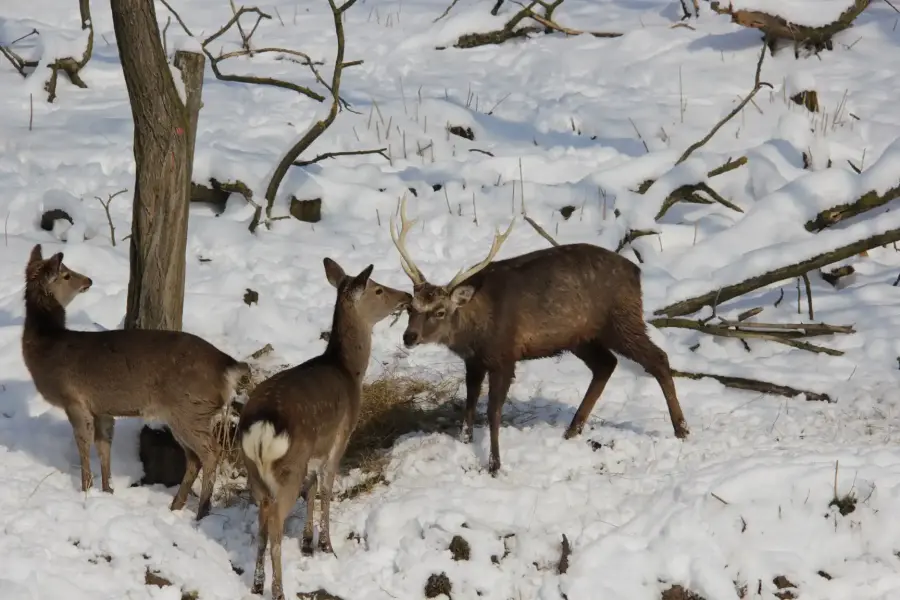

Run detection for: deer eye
[[63, 273, 71, 280], [375, 287, 383, 295], [434, 309, 446, 319]]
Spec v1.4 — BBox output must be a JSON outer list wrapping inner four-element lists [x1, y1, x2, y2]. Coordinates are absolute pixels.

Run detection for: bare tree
[[109, 0, 205, 331]]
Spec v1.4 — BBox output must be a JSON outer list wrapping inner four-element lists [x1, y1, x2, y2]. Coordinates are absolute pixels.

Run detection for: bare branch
[[292, 148, 389, 167], [158, 0, 330, 103], [95, 189, 128, 247], [675, 42, 769, 166], [262, 0, 359, 220]]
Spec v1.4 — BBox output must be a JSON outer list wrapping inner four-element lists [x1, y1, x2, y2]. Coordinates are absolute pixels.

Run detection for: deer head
[[26, 244, 93, 308], [389, 194, 513, 348], [323, 257, 411, 327]]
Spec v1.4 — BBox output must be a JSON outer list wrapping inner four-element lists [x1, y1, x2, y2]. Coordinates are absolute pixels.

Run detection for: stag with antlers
[[389, 195, 689, 474]]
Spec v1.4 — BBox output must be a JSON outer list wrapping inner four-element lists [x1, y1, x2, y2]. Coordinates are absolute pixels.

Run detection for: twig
[[158, 0, 346, 104], [292, 148, 388, 167], [95, 189, 128, 247], [801, 273, 814, 320], [523, 215, 560, 246], [433, 0, 463, 22], [675, 42, 770, 166]]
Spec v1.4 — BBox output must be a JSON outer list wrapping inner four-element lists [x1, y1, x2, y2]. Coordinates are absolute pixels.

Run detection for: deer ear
[[449, 284, 475, 307], [47, 252, 64, 275], [29, 244, 43, 264], [323, 257, 346, 289], [347, 264, 374, 301]]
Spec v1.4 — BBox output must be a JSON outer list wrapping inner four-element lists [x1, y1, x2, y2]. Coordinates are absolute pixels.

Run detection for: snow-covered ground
[[3, 0, 900, 598]]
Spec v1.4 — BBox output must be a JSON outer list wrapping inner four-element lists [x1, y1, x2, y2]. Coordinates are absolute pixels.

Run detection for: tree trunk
[[173, 50, 206, 195], [111, 0, 191, 331]]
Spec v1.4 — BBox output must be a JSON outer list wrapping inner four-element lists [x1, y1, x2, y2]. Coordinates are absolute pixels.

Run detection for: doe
[[238, 258, 411, 600], [388, 195, 689, 474], [21, 244, 249, 519]]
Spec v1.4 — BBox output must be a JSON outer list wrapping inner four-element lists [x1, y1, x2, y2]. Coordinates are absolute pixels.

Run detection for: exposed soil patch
[[425, 572, 452, 598]]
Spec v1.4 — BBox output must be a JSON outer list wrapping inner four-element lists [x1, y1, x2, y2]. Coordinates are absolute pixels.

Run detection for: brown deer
[[388, 195, 689, 475], [20, 244, 249, 520], [238, 257, 411, 600]]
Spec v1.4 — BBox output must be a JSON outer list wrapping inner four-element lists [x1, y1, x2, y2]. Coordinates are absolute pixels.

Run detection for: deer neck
[[324, 305, 372, 382], [23, 284, 67, 337]]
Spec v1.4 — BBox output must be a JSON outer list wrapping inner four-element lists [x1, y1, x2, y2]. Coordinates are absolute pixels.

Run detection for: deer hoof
[[674, 422, 690, 439], [195, 501, 211, 521], [102, 484, 115, 494], [250, 580, 264, 596]]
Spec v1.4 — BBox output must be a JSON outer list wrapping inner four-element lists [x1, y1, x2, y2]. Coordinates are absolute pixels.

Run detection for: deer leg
[[65, 404, 95, 492], [92, 414, 115, 493], [486, 367, 514, 476], [610, 327, 689, 439], [317, 464, 338, 555], [269, 473, 304, 600], [301, 471, 317, 556], [564, 344, 618, 440], [462, 360, 487, 443], [251, 495, 270, 595], [170, 448, 201, 512], [195, 438, 222, 521]]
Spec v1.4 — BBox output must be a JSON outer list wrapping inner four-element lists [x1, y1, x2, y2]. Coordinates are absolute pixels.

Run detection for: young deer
[[389, 195, 689, 475], [238, 257, 411, 600], [20, 244, 249, 519]]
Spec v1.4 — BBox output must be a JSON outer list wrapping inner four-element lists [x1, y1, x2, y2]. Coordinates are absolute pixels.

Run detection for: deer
[[238, 257, 412, 600], [20, 244, 250, 520], [388, 195, 689, 475]]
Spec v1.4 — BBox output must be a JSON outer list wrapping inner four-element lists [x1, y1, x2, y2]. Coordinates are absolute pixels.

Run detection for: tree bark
[[111, 0, 191, 331], [173, 50, 206, 194]]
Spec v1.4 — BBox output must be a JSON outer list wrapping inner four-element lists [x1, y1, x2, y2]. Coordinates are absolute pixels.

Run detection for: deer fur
[[388, 195, 689, 475], [238, 257, 411, 600], [20, 244, 249, 520]]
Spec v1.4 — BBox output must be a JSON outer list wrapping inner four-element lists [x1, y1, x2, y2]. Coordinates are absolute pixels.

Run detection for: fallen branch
[[450, 0, 620, 49], [714, 320, 855, 336], [673, 370, 832, 402], [655, 227, 900, 317], [711, 0, 870, 57], [292, 148, 389, 167], [805, 180, 900, 232], [650, 317, 845, 355], [2, 4, 93, 102]]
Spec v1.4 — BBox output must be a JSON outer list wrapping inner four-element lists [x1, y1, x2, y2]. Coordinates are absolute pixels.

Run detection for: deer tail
[[241, 420, 290, 495]]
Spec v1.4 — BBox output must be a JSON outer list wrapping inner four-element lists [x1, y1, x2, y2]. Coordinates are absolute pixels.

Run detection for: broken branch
[[650, 317, 845, 355], [673, 370, 832, 402], [655, 227, 900, 317]]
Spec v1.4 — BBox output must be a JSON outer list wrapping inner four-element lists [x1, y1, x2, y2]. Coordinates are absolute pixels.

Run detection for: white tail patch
[[241, 421, 290, 495]]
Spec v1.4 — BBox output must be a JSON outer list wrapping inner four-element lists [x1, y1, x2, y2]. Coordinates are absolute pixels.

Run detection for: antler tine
[[389, 193, 427, 286], [446, 218, 515, 289]]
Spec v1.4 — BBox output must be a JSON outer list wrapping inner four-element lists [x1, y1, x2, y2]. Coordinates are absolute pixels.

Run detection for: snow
[[2, 0, 900, 599]]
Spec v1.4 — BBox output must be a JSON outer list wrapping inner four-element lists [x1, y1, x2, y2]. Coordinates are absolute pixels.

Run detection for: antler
[[389, 193, 427, 286], [445, 218, 515, 289]]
